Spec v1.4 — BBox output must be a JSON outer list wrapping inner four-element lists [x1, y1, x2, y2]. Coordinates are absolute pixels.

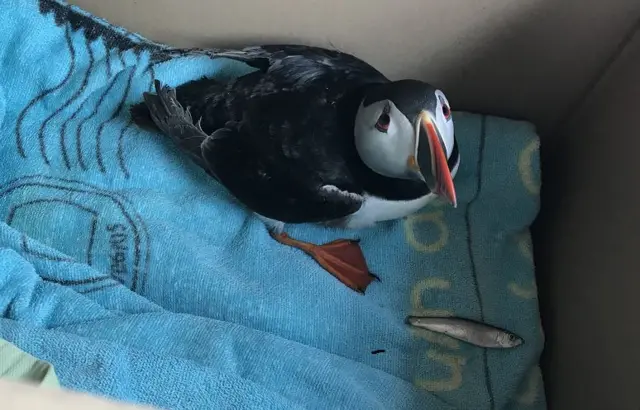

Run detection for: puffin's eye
[[438, 94, 452, 121], [442, 104, 451, 120], [375, 113, 390, 133]]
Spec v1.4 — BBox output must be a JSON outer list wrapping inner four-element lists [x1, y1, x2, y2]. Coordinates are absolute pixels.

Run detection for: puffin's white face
[[354, 88, 458, 206], [433, 90, 458, 177]]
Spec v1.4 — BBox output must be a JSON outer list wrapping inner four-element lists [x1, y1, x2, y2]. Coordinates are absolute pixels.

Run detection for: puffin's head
[[354, 80, 459, 207]]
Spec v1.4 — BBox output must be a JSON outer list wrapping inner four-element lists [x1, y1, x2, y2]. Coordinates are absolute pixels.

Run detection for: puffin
[[130, 45, 460, 293]]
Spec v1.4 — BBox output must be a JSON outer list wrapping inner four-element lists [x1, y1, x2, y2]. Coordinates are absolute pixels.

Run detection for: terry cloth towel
[[0, 1, 546, 409]]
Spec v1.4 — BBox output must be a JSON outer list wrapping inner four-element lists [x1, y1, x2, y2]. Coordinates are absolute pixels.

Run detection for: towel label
[[107, 223, 129, 282], [0, 175, 151, 293]]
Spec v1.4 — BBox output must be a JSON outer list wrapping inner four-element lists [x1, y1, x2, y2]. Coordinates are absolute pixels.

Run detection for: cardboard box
[[6, 1, 640, 408]]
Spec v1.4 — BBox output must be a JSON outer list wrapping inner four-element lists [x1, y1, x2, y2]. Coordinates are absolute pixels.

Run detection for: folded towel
[[0, 1, 546, 409]]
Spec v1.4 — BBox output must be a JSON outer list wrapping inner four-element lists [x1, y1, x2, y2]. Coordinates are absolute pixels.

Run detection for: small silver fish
[[406, 316, 524, 349]]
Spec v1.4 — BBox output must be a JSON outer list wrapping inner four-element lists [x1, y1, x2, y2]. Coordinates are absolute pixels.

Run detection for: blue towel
[[0, 1, 546, 409]]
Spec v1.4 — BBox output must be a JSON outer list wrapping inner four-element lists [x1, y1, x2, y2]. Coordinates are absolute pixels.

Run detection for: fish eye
[[508, 334, 516, 341]]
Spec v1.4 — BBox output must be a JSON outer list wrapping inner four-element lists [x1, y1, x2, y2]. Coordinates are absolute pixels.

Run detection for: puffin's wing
[[200, 129, 365, 223], [142, 80, 364, 223], [142, 80, 210, 170], [205, 44, 389, 87]]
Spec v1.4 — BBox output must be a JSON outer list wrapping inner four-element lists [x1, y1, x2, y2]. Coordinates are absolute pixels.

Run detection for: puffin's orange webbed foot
[[269, 232, 379, 293]]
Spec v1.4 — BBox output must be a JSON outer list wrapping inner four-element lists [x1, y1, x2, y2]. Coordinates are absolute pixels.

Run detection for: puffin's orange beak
[[419, 111, 457, 207]]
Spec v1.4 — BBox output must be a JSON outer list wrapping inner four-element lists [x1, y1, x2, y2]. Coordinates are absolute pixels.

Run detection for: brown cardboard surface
[[535, 27, 640, 410], [69, 0, 640, 135]]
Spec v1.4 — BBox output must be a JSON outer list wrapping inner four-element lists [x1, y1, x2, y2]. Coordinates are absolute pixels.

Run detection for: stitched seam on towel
[[465, 115, 494, 410]]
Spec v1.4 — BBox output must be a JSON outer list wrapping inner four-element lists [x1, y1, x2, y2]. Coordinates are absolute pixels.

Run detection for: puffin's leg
[[255, 213, 378, 293], [269, 232, 379, 293], [255, 213, 286, 235]]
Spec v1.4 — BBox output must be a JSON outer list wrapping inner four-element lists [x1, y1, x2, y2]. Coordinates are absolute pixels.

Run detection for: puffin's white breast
[[344, 193, 437, 229]]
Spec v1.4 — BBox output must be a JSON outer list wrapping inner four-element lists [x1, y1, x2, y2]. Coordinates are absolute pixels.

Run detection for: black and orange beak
[[414, 110, 457, 207]]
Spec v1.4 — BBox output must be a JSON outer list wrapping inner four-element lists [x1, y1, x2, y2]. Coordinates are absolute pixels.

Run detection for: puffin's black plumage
[[131, 44, 462, 293], [131, 45, 458, 225]]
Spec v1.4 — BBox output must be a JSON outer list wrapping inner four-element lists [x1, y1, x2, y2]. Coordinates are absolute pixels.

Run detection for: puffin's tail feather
[[135, 80, 211, 169], [129, 101, 156, 131]]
